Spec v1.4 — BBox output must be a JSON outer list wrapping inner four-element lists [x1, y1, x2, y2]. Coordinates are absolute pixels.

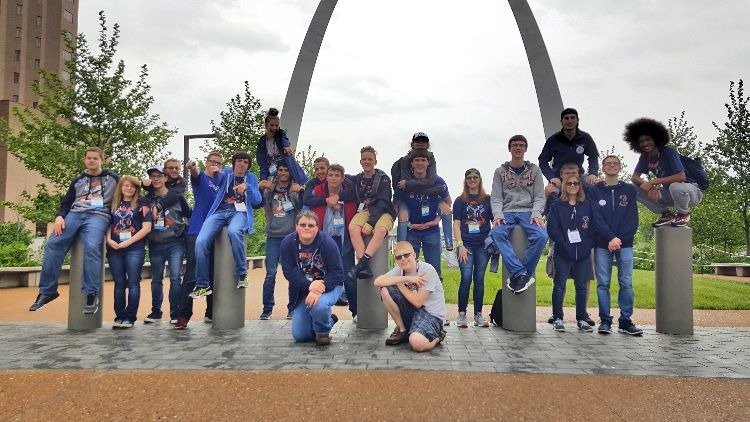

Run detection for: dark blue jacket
[[538, 129, 599, 181], [206, 168, 263, 234], [547, 198, 615, 262], [588, 181, 638, 249], [255, 128, 308, 185], [280, 231, 344, 309]]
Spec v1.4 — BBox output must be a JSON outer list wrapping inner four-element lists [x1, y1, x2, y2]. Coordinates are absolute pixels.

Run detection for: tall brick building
[[0, 0, 78, 232]]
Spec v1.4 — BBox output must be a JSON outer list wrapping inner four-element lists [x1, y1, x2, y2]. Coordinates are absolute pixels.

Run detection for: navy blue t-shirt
[[452, 194, 493, 248], [401, 176, 449, 237], [634, 146, 685, 179], [108, 197, 152, 252]]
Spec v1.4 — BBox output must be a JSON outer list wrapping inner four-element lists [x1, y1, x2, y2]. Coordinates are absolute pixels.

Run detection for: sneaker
[[652, 211, 676, 228], [671, 213, 690, 227], [144, 313, 162, 324], [618, 322, 644, 336], [443, 319, 450, 326], [442, 249, 459, 268], [553, 318, 565, 332], [456, 313, 469, 328], [174, 317, 188, 330], [474, 313, 490, 328], [356, 263, 373, 279], [236, 276, 248, 289], [29, 292, 60, 311], [315, 333, 331, 346], [335, 298, 349, 306], [119, 320, 134, 329], [204, 316, 212, 323], [113, 319, 124, 329], [547, 315, 554, 324], [285, 312, 293, 320], [189, 286, 212, 298], [331, 314, 339, 326], [598, 322, 613, 334], [385, 327, 408, 345], [577, 320, 593, 332], [584, 313, 596, 327], [260, 310, 272, 320], [505, 277, 515, 292], [509, 273, 528, 292], [83, 294, 99, 315], [436, 329, 447, 344], [514, 274, 535, 294]]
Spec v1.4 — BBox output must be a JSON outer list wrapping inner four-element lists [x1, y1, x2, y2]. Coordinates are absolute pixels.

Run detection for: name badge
[[421, 205, 430, 217], [155, 216, 166, 230], [282, 199, 294, 212], [333, 216, 345, 228], [567, 229, 582, 243], [269, 163, 277, 175], [234, 202, 247, 212], [468, 222, 480, 234], [305, 273, 313, 282], [91, 196, 104, 209], [358, 202, 365, 212], [118, 231, 131, 242]]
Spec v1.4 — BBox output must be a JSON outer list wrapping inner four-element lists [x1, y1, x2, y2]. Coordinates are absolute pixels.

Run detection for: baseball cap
[[147, 165, 165, 176], [412, 132, 429, 142]]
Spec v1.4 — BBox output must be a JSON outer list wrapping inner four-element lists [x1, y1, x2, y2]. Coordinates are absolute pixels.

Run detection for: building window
[[35, 222, 47, 237], [12, 95, 19, 103], [15, 50, 21, 61], [16, 4, 22, 15], [62, 50, 72, 62], [32, 102, 39, 108], [63, 10, 73, 22], [35, 37, 42, 48], [15, 27, 22, 37], [13, 72, 20, 83], [36, 16, 41, 25], [34, 58, 40, 68], [61, 70, 70, 81]]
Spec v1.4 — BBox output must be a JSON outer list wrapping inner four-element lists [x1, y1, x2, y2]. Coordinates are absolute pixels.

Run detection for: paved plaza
[[1, 321, 748, 378]]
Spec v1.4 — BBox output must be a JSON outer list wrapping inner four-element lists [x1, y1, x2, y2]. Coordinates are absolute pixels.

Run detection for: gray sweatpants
[[635, 182, 702, 214]]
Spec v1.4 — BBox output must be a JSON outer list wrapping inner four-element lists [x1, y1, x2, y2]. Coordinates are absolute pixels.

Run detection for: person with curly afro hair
[[625, 117, 703, 227]]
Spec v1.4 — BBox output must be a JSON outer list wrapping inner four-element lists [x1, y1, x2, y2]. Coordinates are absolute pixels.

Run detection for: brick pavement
[[1, 321, 748, 379]]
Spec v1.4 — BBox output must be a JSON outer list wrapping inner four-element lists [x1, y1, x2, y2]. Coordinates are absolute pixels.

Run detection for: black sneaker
[[598, 322, 613, 334], [671, 213, 690, 227], [331, 314, 339, 325], [584, 313, 596, 327], [259, 310, 272, 320], [144, 313, 162, 323], [547, 315, 554, 324], [29, 292, 60, 311], [335, 298, 349, 306], [236, 275, 248, 289], [652, 211, 676, 227], [618, 322, 644, 336], [83, 294, 99, 315], [514, 274, 535, 294], [356, 263, 373, 279]]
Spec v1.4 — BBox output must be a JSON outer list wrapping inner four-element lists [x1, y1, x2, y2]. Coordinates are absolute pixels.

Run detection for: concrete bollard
[[501, 225, 536, 332], [212, 228, 245, 330], [67, 237, 104, 330], [655, 227, 694, 335], [357, 235, 389, 330]]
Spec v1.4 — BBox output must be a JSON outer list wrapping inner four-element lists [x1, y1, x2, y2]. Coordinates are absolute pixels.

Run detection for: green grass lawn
[[439, 256, 750, 310]]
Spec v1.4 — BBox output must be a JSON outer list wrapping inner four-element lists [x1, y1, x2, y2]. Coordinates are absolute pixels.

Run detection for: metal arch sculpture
[[281, 0, 563, 148]]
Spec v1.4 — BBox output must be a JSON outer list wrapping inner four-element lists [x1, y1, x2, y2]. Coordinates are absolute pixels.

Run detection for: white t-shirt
[[386, 260, 446, 320]]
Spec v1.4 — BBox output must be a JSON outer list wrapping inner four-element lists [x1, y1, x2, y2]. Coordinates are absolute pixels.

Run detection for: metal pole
[[655, 227, 694, 335], [501, 225, 536, 332], [67, 237, 104, 330], [356, 235, 389, 329], [212, 227, 246, 329]]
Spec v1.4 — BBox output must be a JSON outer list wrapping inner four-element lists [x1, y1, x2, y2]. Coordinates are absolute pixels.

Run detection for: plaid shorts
[[386, 285, 443, 342]]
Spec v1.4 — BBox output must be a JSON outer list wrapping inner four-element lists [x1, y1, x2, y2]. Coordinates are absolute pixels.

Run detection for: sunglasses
[[297, 223, 317, 228], [394, 252, 413, 261], [566, 181, 580, 186]]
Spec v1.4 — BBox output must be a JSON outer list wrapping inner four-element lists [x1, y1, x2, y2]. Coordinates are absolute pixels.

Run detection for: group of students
[[26, 106, 703, 351]]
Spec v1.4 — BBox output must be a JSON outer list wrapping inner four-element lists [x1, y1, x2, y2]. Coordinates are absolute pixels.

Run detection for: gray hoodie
[[263, 183, 302, 238], [490, 161, 546, 220]]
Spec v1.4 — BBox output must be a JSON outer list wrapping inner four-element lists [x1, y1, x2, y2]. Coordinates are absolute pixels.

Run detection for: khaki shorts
[[350, 210, 394, 231]]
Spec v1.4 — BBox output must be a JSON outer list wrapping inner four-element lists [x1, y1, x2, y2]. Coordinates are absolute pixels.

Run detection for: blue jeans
[[39, 212, 109, 296], [490, 212, 547, 278], [149, 240, 184, 319], [262, 236, 283, 312], [595, 247, 635, 325], [552, 253, 590, 321], [396, 202, 453, 248], [179, 235, 214, 320], [458, 244, 489, 314], [407, 230, 442, 279], [331, 234, 356, 315], [196, 210, 248, 287], [107, 247, 145, 323], [291, 285, 343, 342]]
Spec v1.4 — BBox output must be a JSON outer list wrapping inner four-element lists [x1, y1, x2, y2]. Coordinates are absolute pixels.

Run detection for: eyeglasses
[[165, 166, 180, 170], [394, 252, 412, 261], [207, 159, 223, 166], [603, 162, 620, 167], [510, 143, 526, 149], [566, 181, 580, 186], [466, 176, 480, 180], [297, 223, 317, 228]]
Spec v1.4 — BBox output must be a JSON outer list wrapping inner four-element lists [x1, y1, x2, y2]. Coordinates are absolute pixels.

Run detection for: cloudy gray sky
[[79, 0, 749, 195]]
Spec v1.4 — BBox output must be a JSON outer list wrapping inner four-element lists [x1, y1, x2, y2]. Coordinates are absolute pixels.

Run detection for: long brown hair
[[459, 168, 488, 203], [111, 175, 142, 212], [560, 175, 585, 204]]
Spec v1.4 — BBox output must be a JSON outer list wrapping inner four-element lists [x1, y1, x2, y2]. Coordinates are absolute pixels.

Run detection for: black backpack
[[679, 154, 709, 191], [489, 288, 503, 327]]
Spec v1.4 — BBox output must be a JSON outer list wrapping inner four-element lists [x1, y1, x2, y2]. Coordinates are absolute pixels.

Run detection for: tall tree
[[668, 111, 704, 158], [709, 79, 750, 254], [0, 11, 175, 222]]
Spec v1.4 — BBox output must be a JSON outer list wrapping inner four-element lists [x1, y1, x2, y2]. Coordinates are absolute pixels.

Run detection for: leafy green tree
[[0, 11, 175, 222], [668, 111, 704, 158], [709, 79, 750, 254], [598, 146, 629, 181]]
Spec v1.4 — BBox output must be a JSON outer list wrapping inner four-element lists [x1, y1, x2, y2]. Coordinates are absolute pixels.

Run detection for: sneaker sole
[[598, 329, 612, 334], [578, 327, 593, 332], [553, 327, 565, 332], [456, 323, 469, 328], [618, 328, 643, 336], [652, 221, 674, 228], [474, 323, 490, 328]]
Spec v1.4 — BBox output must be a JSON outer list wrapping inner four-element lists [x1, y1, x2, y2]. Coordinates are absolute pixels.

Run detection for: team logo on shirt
[[619, 195, 629, 207], [581, 216, 590, 229], [299, 251, 325, 280], [112, 203, 134, 237], [465, 200, 487, 226]]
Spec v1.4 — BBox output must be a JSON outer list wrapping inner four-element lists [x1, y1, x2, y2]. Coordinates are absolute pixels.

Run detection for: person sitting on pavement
[[280, 211, 344, 346], [625, 117, 703, 227], [375, 241, 447, 352], [489, 135, 547, 294]]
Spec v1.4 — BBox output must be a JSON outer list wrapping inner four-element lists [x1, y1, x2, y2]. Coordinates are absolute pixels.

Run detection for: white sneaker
[[442, 249, 459, 268]]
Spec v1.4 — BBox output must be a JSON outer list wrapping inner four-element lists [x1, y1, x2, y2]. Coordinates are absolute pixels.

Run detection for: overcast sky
[[78, 0, 749, 195]]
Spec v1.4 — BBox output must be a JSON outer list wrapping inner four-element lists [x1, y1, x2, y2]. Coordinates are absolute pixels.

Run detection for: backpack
[[489, 288, 503, 327], [679, 154, 709, 191]]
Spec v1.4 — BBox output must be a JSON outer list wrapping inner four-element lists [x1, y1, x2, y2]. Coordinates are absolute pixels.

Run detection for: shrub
[[0, 222, 33, 246], [0, 243, 32, 267]]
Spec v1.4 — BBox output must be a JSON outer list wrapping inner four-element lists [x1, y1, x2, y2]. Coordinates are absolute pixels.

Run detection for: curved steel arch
[[281, 0, 563, 148]]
